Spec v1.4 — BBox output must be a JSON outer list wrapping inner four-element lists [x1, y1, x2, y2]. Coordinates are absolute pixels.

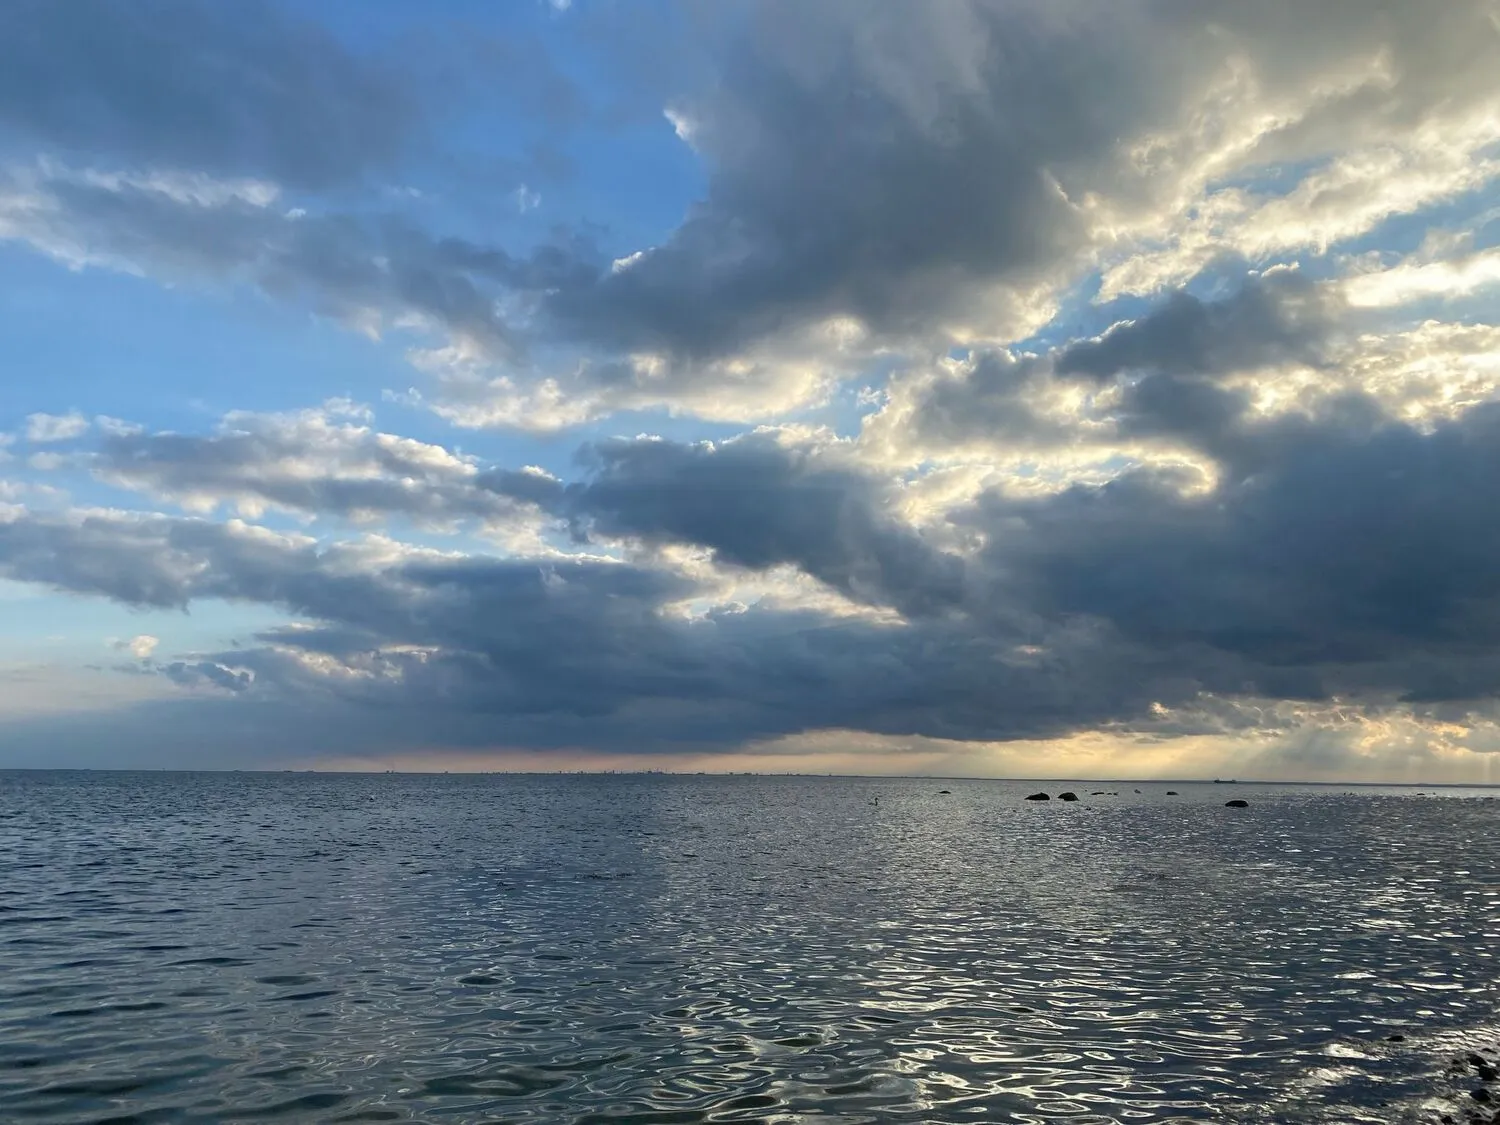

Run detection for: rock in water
[[1225, 799, 1249, 808], [1059, 792, 1079, 802], [1024, 792, 1050, 801], [1166, 791, 1179, 796]]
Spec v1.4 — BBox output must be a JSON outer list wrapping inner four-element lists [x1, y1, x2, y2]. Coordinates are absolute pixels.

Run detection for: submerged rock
[[1469, 1052, 1499, 1081], [1024, 792, 1050, 801], [1225, 799, 1249, 808], [1166, 790, 1179, 796], [1059, 792, 1079, 802]]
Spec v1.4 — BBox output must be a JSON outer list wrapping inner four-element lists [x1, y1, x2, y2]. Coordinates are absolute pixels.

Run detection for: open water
[[1, 771, 1497, 1123]]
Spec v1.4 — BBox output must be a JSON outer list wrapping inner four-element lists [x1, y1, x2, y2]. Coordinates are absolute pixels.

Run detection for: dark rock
[[938, 789, 951, 794], [1225, 799, 1249, 808], [1384, 1033, 1406, 1042], [1166, 790, 1179, 796], [1024, 792, 1050, 801], [1059, 792, 1079, 801], [1473, 1088, 1493, 1103]]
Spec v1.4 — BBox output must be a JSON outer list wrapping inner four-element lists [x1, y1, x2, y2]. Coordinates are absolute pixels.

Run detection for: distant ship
[[1213, 778, 1238, 784]]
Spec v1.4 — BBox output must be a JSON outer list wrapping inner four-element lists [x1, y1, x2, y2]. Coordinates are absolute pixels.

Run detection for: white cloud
[[513, 184, 541, 212], [95, 416, 144, 437], [112, 634, 160, 659], [64, 164, 280, 209], [663, 107, 698, 147], [1343, 247, 1500, 308], [88, 401, 559, 540], [24, 411, 89, 443]]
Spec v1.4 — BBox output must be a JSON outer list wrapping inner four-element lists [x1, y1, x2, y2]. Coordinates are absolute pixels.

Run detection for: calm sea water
[[1, 772, 1497, 1124]]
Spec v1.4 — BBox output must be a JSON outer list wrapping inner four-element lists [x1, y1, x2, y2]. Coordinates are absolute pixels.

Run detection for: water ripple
[[0, 772, 1496, 1122]]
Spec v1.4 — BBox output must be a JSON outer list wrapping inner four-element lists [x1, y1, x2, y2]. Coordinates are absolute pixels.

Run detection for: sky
[[3, 0, 1500, 781]]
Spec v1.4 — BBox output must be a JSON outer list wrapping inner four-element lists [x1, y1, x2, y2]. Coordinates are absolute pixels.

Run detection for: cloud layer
[[4, 0, 1500, 776]]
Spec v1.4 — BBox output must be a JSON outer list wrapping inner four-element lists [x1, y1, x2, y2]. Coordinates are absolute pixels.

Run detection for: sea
[[1, 771, 1497, 1124]]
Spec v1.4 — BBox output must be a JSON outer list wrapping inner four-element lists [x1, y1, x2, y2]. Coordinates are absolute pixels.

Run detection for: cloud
[[3, 1, 1496, 430], [4, 2, 1500, 777], [957, 399, 1500, 700], [91, 401, 556, 536], [24, 411, 89, 443], [544, 432, 967, 618], [860, 270, 1343, 473], [0, 501, 1222, 753], [526, 0, 1500, 379], [10, 381, 1500, 765], [1054, 269, 1336, 384], [1344, 247, 1500, 309], [112, 633, 159, 659], [0, 163, 546, 361], [162, 660, 253, 692], [0, 0, 416, 190]]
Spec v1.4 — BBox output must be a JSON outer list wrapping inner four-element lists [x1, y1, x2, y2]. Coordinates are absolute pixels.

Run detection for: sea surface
[[1, 772, 1497, 1124]]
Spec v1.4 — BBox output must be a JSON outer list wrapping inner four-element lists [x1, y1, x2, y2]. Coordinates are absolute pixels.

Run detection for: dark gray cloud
[[0, 506, 1211, 753], [67, 381, 1500, 726], [1054, 271, 1336, 384], [962, 400, 1500, 700], [18, 179, 554, 360], [8, 170, 623, 364], [895, 271, 1339, 457], [555, 434, 967, 617], [0, 0, 415, 190], [10, 394, 1500, 760], [531, 0, 1498, 367], [163, 660, 253, 692], [89, 419, 960, 617], [544, 399, 1500, 716], [537, 1, 1156, 360]]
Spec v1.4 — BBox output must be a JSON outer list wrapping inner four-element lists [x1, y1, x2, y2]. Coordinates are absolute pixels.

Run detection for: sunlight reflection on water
[[0, 772, 1496, 1123]]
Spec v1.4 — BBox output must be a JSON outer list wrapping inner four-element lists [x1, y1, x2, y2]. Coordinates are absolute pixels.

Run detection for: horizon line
[[1, 767, 1495, 789]]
